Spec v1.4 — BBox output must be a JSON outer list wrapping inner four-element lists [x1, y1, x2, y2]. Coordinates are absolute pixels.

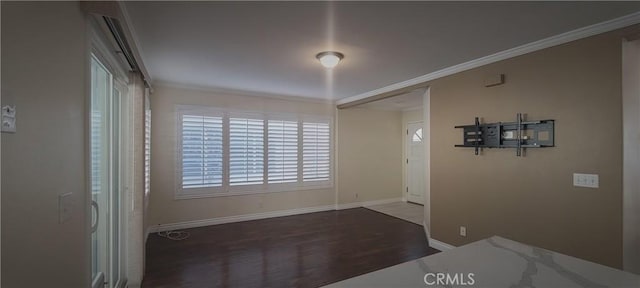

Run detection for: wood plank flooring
[[142, 208, 439, 288]]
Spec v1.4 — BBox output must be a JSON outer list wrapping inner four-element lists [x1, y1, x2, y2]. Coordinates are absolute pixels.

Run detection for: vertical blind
[[90, 109, 103, 194], [303, 122, 331, 181], [181, 115, 223, 188], [229, 118, 264, 186], [268, 120, 298, 183], [144, 102, 151, 196]]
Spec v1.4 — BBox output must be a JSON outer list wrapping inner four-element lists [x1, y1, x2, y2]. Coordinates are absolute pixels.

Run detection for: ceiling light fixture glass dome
[[316, 51, 344, 69]]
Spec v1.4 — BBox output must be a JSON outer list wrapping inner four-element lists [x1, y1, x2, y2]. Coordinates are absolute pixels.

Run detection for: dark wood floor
[[142, 208, 439, 288]]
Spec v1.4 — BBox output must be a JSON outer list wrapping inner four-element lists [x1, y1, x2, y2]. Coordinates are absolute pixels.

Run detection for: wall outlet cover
[[58, 193, 73, 223], [460, 226, 467, 237], [573, 173, 599, 188]]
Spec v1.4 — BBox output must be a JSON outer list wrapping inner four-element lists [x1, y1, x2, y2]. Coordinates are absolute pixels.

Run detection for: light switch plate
[[2, 105, 16, 133], [59, 193, 73, 223], [573, 173, 599, 188]]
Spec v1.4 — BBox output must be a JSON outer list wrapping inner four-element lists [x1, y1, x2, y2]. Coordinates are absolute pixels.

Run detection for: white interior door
[[407, 122, 425, 204]]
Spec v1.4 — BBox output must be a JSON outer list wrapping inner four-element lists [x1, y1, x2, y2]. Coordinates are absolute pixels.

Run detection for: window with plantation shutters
[[303, 122, 331, 182], [229, 118, 264, 186], [268, 120, 298, 184], [181, 115, 223, 188], [177, 106, 332, 198]]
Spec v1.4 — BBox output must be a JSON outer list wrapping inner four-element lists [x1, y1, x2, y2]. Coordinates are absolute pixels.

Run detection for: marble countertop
[[324, 236, 640, 288]]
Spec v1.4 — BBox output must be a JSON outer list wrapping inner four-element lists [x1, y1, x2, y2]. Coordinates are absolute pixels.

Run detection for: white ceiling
[[124, 1, 640, 100]]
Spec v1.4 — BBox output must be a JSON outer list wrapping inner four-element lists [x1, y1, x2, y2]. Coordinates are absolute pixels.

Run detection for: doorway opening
[[350, 88, 429, 228]]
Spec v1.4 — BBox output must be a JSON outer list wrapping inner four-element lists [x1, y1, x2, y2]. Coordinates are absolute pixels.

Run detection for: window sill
[[175, 183, 333, 200]]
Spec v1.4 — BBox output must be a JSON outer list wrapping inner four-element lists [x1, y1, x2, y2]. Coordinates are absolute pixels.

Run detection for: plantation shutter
[[303, 122, 331, 182], [181, 115, 223, 188], [229, 118, 264, 186], [268, 120, 298, 183]]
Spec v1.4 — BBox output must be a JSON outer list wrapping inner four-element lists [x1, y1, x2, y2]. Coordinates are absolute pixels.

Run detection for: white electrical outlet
[[460, 226, 467, 237], [573, 173, 599, 188]]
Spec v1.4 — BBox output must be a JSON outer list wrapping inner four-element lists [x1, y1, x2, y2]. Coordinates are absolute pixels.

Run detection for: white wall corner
[[622, 38, 640, 274], [145, 226, 150, 244]]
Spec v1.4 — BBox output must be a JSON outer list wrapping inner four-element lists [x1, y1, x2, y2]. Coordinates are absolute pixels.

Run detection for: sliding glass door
[[91, 55, 125, 288]]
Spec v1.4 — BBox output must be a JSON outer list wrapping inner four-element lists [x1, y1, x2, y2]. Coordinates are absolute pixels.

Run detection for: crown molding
[[154, 81, 337, 105], [337, 10, 640, 107]]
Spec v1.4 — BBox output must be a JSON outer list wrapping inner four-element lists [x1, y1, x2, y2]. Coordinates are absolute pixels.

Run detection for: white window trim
[[175, 105, 333, 200]]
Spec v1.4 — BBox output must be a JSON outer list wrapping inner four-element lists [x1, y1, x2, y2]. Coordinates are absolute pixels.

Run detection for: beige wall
[[149, 84, 335, 226], [337, 108, 403, 204], [428, 32, 624, 268], [402, 109, 423, 201], [1, 2, 89, 287]]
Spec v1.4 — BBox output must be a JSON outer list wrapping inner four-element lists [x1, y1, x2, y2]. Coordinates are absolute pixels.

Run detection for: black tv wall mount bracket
[[454, 113, 554, 156]]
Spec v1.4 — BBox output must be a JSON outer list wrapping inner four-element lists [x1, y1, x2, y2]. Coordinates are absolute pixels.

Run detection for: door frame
[[87, 16, 131, 288], [623, 38, 640, 274], [422, 87, 431, 239]]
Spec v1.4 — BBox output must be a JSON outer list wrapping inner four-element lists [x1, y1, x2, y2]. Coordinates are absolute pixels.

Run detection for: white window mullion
[[297, 120, 303, 184], [263, 117, 268, 188], [222, 114, 230, 191]]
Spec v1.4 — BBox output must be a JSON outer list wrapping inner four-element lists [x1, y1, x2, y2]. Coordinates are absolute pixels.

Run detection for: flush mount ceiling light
[[316, 51, 344, 69]]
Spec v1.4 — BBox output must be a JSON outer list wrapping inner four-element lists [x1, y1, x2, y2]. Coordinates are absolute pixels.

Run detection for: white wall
[[623, 39, 640, 274], [148, 84, 335, 227], [1, 2, 89, 286], [336, 108, 403, 204]]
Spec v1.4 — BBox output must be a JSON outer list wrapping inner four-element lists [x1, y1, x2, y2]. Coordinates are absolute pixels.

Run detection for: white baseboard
[[362, 197, 403, 207], [148, 198, 404, 233], [148, 204, 335, 233], [429, 238, 455, 251], [335, 202, 361, 210], [336, 197, 403, 210]]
